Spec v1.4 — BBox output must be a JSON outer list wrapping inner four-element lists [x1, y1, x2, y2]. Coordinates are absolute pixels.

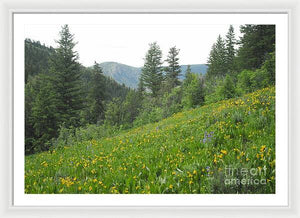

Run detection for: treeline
[[25, 24, 275, 155]]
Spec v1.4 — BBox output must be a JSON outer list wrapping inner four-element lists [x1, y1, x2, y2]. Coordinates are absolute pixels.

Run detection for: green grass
[[25, 86, 275, 194]]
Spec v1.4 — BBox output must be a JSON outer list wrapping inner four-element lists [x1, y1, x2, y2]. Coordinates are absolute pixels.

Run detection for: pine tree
[[165, 46, 181, 91], [31, 74, 59, 152], [207, 35, 227, 79], [185, 65, 192, 76], [49, 24, 84, 128], [236, 25, 275, 71], [182, 74, 205, 108], [215, 35, 227, 76], [137, 78, 145, 93], [25, 79, 35, 154], [225, 25, 236, 74], [122, 90, 142, 124], [221, 74, 236, 99], [206, 43, 217, 79], [85, 62, 106, 124], [140, 42, 163, 97], [183, 65, 193, 88]]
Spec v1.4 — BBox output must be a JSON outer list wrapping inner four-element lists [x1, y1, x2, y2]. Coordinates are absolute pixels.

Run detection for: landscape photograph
[[24, 16, 276, 194]]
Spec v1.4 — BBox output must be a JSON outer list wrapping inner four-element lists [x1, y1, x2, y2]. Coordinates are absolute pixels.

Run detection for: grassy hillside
[[25, 86, 275, 194]]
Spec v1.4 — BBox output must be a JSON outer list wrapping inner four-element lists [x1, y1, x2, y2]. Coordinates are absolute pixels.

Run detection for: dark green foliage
[[236, 53, 275, 95], [122, 90, 143, 125], [183, 65, 194, 87], [104, 98, 125, 127], [104, 90, 143, 128], [261, 51, 275, 85], [79, 65, 130, 102], [207, 25, 237, 80], [236, 70, 255, 94], [103, 78, 130, 101], [133, 96, 164, 127], [137, 80, 146, 98], [26, 74, 59, 153], [162, 87, 183, 118], [83, 62, 106, 124], [225, 25, 236, 74], [140, 42, 164, 97], [236, 25, 275, 71], [133, 107, 163, 127], [204, 79, 224, 104], [182, 74, 205, 108], [26, 24, 85, 153], [53, 123, 120, 150], [49, 24, 84, 128], [205, 75, 236, 104], [164, 46, 181, 92], [219, 75, 236, 99], [207, 35, 227, 79], [25, 77, 37, 154], [25, 39, 55, 83]]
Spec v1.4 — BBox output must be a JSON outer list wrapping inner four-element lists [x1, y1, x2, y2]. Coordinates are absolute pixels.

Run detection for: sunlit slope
[[25, 86, 275, 194]]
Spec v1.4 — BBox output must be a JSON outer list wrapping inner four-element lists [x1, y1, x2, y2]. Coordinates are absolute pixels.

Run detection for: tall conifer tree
[[207, 35, 227, 79], [236, 25, 275, 70], [225, 25, 236, 74], [165, 46, 181, 91], [31, 74, 58, 151], [85, 62, 106, 124], [140, 42, 163, 97], [49, 24, 84, 128]]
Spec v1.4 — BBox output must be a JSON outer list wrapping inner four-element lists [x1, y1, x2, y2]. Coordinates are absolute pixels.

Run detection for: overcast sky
[[24, 16, 242, 67]]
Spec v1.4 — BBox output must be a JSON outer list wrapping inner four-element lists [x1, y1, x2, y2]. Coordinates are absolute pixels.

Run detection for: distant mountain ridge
[[99, 62, 208, 89], [99, 62, 141, 89]]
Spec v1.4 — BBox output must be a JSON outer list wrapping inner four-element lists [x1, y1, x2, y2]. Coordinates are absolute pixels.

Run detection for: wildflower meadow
[[25, 86, 275, 194]]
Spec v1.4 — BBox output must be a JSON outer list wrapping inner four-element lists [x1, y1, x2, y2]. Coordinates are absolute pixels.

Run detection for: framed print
[[13, 11, 288, 206], [0, 0, 299, 217]]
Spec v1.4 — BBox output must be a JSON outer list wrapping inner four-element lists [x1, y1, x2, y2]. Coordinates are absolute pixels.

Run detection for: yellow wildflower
[[260, 145, 266, 152], [220, 149, 227, 155]]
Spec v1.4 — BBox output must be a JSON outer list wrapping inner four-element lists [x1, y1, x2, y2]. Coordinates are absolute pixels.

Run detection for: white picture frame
[[0, 0, 298, 217]]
